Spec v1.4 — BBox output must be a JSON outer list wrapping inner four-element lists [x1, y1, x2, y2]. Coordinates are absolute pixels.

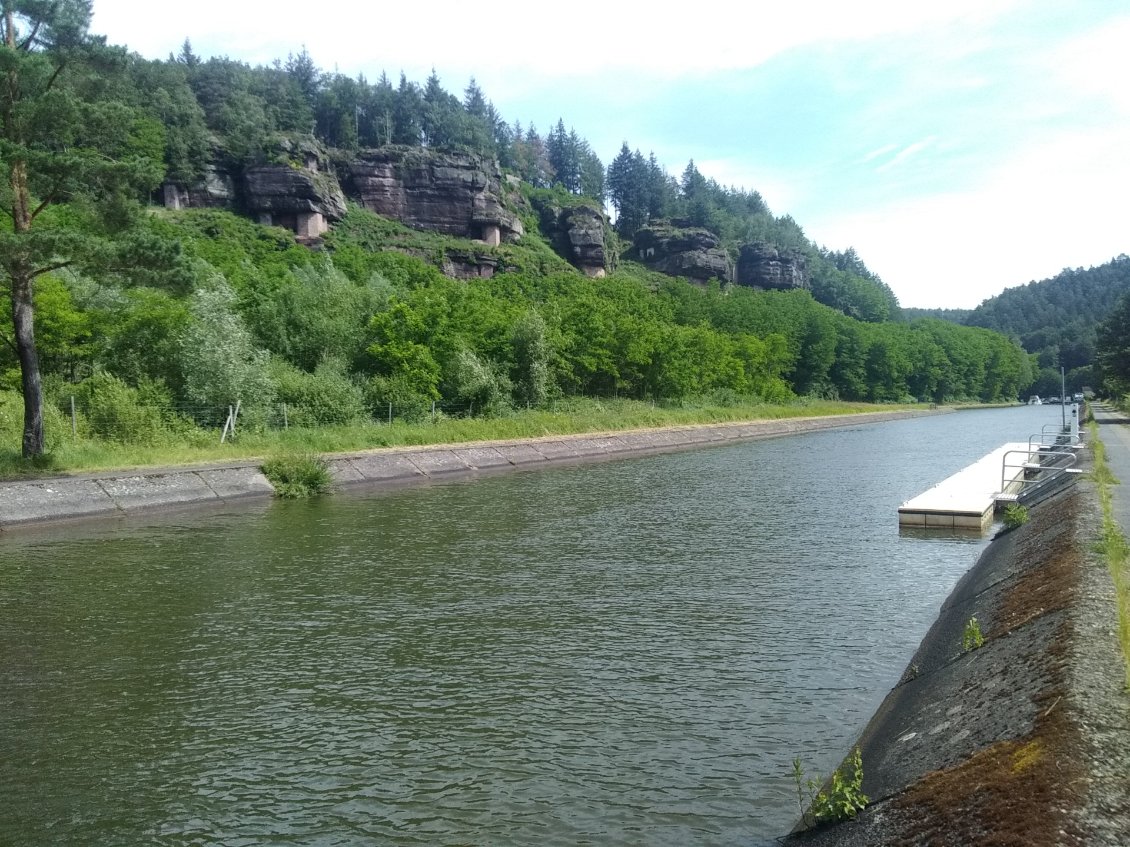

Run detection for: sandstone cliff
[[634, 222, 734, 283], [342, 147, 523, 245], [243, 165, 348, 238], [736, 242, 809, 290], [530, 194, 611, 277]]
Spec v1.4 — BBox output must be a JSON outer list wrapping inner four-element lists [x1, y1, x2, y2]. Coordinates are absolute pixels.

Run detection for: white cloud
[[92, 0, 1023, 80], [873, 137, 937, 173], [808, 126, 1130, 308], [1052, 15, 1130, 116]]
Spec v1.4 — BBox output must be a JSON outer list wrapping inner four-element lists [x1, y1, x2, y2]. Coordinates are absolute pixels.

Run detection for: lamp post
[[1061, 366, 1067, 429]]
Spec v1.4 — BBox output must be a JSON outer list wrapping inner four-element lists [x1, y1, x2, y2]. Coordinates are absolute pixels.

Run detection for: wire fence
[[61, 395, 546, 444]]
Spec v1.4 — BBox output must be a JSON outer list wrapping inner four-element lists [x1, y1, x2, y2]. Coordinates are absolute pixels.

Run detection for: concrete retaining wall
[[0, 466, 275, 530], [0, 409, 935, 532]]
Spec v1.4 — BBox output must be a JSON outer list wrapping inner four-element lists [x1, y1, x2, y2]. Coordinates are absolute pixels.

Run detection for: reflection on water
[[0, 405, 1066, 845]]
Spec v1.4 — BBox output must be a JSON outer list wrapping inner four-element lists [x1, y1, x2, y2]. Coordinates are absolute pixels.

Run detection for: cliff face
[[530, 194, 611, 277], [634, 223, 734, 283], [342, 147, 523, 245], [736, 242, 809, 290], [161, 142, 524, 249], [243, 165, 348, 238]]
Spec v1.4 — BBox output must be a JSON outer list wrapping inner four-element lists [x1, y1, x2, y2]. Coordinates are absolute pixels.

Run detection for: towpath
[[1094, 403, 1130, 528]]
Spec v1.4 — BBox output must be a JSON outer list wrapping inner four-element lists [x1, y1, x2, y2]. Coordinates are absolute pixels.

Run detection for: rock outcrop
[[634, 223, 733, 283], [343, 147, 523, 245], [531, 195, 610, 277], [736, 242, 809, 290], [243, 165, 348, 239], [162, 163, 236, 210]]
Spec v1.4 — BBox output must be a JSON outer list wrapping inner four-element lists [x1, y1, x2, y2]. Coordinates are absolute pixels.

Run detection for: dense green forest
[[1, 2, 1039, 458], [958, 256, 1130, 396]]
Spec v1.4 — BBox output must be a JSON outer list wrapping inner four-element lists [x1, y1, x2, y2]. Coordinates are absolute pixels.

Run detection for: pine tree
[[1, 0, 166, 456]]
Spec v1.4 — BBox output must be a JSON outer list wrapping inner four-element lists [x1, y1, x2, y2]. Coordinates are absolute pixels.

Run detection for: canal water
[[0, 405, 1070, 845]]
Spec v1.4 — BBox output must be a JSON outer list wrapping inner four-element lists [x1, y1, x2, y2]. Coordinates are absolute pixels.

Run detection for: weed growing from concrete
[[261, 451, 332, 498], [963, 616, 985, 651], [1003, 503, 1029, 530], [793, 746, 869, 827]]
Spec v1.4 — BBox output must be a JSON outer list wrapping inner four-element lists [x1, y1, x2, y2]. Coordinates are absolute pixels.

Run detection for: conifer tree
[[1, 0, 164, 456]]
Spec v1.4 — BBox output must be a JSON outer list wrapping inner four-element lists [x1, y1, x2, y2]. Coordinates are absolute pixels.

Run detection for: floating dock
[[898, 442, 1033, 531]]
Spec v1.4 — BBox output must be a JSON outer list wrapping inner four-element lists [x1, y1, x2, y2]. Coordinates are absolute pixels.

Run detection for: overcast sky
[[92, 0, 1129, 309]]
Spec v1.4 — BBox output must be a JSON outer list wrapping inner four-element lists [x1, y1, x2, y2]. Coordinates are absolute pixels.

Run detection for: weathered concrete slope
[[787, 467, 1130, 846], [0, 410, 932, 531]]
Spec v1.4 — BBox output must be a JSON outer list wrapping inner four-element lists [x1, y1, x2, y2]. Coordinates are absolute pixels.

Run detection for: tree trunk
[[10, 273, 44, 457], [6, 120, 44, 456]]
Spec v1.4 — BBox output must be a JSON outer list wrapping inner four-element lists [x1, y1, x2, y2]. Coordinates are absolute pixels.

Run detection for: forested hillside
[[963, 256, 1130, 395], [0, 2, 1037, 459]]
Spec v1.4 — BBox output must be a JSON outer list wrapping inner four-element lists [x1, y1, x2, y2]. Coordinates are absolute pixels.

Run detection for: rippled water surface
[[0, 406, 1069, 845]]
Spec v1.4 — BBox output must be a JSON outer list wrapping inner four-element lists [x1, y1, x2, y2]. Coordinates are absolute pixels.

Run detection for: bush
[[73, 372, 170, 445], [270, 359, 368, 427], [1002, 503, 1029, 530], [177, 276, 276, 426], [794, 746, 869, 827], [365, 374, 435, 422], [261, 451, 332, 498], [962, 616, 985, 651], [444, 346, 512, 416]]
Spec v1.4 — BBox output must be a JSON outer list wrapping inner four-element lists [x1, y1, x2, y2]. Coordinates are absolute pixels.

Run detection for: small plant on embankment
[[792, 746, 869, 827], [1002, 503, 1029, 530], [261, 451, 332, 498], [962, 616, 985, 651], [1089, 421, 1130, 688]]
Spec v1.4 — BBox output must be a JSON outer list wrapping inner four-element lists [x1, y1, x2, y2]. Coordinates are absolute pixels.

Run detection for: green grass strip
[[1088, 419, 1130, 689], [0, 397, 920, 479]]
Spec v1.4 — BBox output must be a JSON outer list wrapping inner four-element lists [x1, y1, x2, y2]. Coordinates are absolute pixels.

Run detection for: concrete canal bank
[[788, 455, 1130, 845], [0, 408, 934, 531]]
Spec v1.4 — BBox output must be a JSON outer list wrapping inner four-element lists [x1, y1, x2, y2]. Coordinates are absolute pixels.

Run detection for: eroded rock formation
[[736, 242, 809, 290], [634, 223, 733, 283], [162, 164, 236, 210], [531, 196, 610, 277], [243, 165, 348, 239], [343, 147, 523, 244]]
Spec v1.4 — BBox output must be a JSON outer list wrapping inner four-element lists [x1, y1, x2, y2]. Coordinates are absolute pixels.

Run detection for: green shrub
[[1002, 503, 1029, 530], [793, 746, 869, 827], [365, 374, 435, 422], [444, 346, 512, 416], [270, 359, 367, 427], [73, 372, 170, 445], [962, 616, 985, 651], [261, 451, 332, 498]]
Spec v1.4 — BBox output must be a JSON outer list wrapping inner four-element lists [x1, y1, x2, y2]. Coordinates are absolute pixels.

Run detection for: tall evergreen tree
[[1, 0, 165, 456], [607, 143, 649, 235], [392, 71, 422, 145]]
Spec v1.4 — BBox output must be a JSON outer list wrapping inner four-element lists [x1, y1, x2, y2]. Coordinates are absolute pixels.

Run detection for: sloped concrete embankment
[[788, 467, 1130, 846], [0, 409, 932, 531]]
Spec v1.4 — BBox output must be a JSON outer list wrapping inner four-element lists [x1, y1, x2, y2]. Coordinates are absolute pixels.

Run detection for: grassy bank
[[0, 396, 920, 480], [1088, 419, 1130, 688]]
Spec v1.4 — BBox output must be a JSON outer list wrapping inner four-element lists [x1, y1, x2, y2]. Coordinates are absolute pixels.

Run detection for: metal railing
[[1000, 447, 1078, 502], [1028, 426, 1083, 452]]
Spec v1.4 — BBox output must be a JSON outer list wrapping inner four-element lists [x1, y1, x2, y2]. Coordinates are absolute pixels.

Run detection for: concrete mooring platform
[[898, 442, 1033, 531]]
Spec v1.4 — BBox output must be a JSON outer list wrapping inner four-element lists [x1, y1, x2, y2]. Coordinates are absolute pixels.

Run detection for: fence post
[[388, 402, 392, 426], [282, 403, 288, 430], [70, 395, 77, 439], [469, 400, 474, 417], [431, 400, 436, 423]]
